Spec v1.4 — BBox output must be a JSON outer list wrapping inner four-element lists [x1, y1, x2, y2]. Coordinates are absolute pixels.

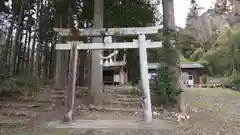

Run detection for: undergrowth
[[0, 72, 40, 99]]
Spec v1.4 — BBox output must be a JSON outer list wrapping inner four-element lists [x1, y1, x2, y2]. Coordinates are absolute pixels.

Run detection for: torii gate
[[54, 26, 163, 123]]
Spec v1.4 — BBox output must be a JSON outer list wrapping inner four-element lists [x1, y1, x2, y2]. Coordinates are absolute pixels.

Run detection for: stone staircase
[[50, 85, 144, 115], [100, 86, 143, 114], [51, 89, 65, 100], [51, 87, 89, 101], [47, 86, 175, 133]]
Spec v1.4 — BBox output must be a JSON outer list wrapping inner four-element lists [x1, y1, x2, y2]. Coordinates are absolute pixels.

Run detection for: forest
[[1, 0, 240, 134], [180, 0, 240, 87]]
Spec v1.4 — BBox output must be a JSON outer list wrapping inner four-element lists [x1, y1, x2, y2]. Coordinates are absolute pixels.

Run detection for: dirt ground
[[1, 87, 240, 135], [180, 88, 240, 135]]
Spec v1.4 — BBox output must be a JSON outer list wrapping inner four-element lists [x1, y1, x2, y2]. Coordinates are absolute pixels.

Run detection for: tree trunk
[[35, 36, 41, 78], [27, 26, 32, 74], [87, 50, 92, 86], [43, 42, 49, 77], [29, 0, 41, 76], [8, 36, 13, 66], [48, 18, 56, 78], [54, 17, 64, 89], [35, 0, 44, 78], [54, 48, 63, 88], [89, 0, 104, 106], [21, 29, 29, 71], [10, 0, 26, 76], [78, 51, 86, 86], [1, 15, 15, 69], [162, 0, 186, 113], [63, 42, 78, 122], [49, 37, 56, 78], [61, 50, 69, 86], [16, 24, 25, 74], [55, 1, 73, 88]]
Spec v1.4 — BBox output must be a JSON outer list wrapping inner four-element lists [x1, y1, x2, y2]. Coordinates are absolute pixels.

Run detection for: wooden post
[[138, 34, 153, 123], [63, 42, 78, 122]]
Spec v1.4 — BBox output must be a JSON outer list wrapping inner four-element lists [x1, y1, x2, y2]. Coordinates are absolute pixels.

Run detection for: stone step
[[104, 103, 141, 109], [51, 94, 65, 99], [105, 89, 141, 94], [77, 104, 142, 112], [76, 86, 88, 90], [114, 97, 141, 102], [105, 92, 140, 98], [83, 104, 142, 114], [104, 85, 138, 90], [36, 99, 56, 103], [0, 108, 37, 118], [0, 117, 29, 127], [113, 94, 141, 99], [52, 89, 87, 95], [0, 97, 53, 103], [104, 87, 141, 93], [51, 90, 65, 95], [48, 119, 174, 130], [51, 91, 88, 99], [104, 100, 141, 106], [0, 102, 42, 109], [93, 107, 142, 113], [54, 87, 65, 91]]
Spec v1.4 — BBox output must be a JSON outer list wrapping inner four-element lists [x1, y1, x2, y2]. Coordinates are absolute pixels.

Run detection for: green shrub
[[0, 73, 10, 84], [153, 64, 182, 106], [231, 72, 240, 84], [201, 75, 208, 84], [223, 72, 240, 90]]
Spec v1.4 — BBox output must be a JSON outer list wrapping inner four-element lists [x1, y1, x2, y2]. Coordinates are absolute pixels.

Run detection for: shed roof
[[180, 62, 204, 68], [148, 62, 204, 69]]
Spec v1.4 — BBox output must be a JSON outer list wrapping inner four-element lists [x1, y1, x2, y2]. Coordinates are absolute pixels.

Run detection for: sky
[[169, 0, 215, 28]]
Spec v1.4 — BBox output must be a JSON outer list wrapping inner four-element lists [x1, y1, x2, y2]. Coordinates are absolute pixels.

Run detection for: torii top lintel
[[53, 26, 163, 37]]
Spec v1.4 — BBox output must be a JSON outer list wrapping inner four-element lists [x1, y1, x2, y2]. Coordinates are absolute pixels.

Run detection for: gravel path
[[3, 87, 240, 135]]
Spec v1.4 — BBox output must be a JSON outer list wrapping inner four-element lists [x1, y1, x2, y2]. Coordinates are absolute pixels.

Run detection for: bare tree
[[185, 9, 228, 50]]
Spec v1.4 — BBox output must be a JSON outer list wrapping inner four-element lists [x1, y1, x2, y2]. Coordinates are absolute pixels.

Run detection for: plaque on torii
[[54, 26, 163, 123]]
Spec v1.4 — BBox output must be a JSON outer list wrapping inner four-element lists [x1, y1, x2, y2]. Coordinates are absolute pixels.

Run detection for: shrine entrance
[[54, 26, 162, 123], [103, 69, 114, 84]]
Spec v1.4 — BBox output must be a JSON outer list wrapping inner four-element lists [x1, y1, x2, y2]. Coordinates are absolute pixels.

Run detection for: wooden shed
[[148, 62, 204, 86]]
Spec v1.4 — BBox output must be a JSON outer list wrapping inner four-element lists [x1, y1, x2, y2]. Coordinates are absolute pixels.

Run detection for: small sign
[[114, 74, 120, 83]]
